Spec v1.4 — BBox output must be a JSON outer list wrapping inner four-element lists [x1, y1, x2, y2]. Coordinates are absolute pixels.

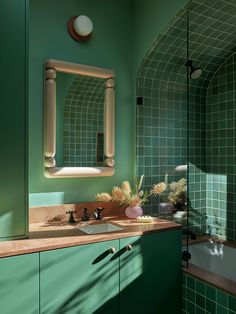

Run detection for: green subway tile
[[187, 301, 195, 314], [196, 280, 206, 295], [206, 286, 216, 301], [217, 305, 228, 314], [196, 293, 206, 309], [196, 306, 205, 314], [187, 288, 195, 303], [206, 298, 216, 314], [228, 296, 236, 312]]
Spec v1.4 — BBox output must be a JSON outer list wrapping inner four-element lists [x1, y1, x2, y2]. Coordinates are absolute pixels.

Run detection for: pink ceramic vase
[[125, 206, 143, 219]]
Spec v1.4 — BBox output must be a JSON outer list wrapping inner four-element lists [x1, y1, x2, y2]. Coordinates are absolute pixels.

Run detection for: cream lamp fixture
[[68, 15, 93, 42]]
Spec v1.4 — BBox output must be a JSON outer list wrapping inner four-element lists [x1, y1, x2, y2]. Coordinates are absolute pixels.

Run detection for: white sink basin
[[78, 223, 123, 234]]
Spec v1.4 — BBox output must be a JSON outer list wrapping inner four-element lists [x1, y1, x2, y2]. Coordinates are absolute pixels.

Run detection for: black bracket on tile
[[136, 96, 143, 106]]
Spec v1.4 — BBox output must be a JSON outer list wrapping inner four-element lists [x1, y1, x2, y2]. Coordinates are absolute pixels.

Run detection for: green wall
[[29, 0, 135, 205], [29, 0, 188, 207]]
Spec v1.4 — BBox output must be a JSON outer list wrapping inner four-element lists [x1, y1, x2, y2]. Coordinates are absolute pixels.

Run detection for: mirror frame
[[44, 59, 115, 178]]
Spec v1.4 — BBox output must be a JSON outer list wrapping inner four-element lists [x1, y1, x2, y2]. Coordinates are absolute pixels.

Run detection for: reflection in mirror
[[44, 59, 115, 178], [56, 73, 105, 167]]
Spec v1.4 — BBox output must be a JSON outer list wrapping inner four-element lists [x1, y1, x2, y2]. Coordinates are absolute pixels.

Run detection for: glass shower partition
[[136, 8, 189, 265]]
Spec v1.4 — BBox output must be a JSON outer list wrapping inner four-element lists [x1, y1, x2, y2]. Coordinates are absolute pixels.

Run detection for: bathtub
[[183, 240, 236, 312], [189, 240, 236, 282]]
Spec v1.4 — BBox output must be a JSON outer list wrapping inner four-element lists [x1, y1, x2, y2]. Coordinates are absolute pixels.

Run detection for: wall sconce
[[68, 15, 93, 42]]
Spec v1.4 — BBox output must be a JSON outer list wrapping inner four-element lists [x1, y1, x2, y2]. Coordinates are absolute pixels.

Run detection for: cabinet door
[[40, 240, 119, 314], [119, 230, 182, 314], [0, 253, 39, 314]]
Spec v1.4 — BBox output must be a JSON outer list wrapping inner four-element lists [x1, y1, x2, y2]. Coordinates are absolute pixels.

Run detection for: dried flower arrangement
[[159, 175, 187, 210], [168, 178, 187, 210], [95, 175, 166, 207]]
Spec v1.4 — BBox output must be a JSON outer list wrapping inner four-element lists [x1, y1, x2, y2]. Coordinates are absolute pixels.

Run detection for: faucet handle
[[94, 207, 104, 220], [66, 210, 77, 223]]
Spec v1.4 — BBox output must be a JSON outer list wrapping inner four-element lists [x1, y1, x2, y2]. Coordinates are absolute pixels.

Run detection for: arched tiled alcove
[[136, 0, 236, 239], [63, 75, 105, 167]]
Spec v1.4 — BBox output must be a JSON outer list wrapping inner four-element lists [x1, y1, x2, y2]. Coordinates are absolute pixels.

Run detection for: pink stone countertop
[[0, 216, 181, 258]]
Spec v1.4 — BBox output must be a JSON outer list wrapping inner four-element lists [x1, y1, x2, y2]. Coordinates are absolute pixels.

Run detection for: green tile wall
[[136, 0, 236, 237], [183, 273, 236, 314], [63, 75, 105, 167], [188, 93, 207, 235], [206, 53, 236, 241], [136, 9, 188, 215]]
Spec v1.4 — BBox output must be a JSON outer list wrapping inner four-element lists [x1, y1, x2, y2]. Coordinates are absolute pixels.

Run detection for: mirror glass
[[56, 72, 106, 167], [44, 59, 115, 178]]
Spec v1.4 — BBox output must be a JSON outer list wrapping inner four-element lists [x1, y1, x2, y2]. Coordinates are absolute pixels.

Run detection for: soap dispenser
[[81, 208, 90, 221]]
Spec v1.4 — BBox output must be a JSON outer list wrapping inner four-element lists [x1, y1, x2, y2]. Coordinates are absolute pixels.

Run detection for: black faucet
[[93, 207, 104, 220], [81, 208, 90, 221]]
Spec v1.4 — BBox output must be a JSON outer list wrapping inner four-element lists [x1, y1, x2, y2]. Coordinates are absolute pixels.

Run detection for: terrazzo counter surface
[[0, 216, 181, 258]]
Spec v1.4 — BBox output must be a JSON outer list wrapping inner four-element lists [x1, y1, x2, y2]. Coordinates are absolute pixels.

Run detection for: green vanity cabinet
[[119, 229, 182, 314], [40, 240, 120, 314], [0, 229, 181, 314], [40, 229, 181, 314], [0, 253, 39, 314]]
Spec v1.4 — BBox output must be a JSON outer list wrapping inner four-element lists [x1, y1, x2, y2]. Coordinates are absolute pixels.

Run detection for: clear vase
[[125, 206, 143, 219]]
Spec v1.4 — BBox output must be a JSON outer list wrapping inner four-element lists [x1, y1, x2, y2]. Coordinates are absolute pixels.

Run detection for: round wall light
[[68, 15, 93, 42]]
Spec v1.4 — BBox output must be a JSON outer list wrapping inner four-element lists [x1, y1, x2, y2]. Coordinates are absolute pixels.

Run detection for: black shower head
[[185, 59, 203, 79]]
